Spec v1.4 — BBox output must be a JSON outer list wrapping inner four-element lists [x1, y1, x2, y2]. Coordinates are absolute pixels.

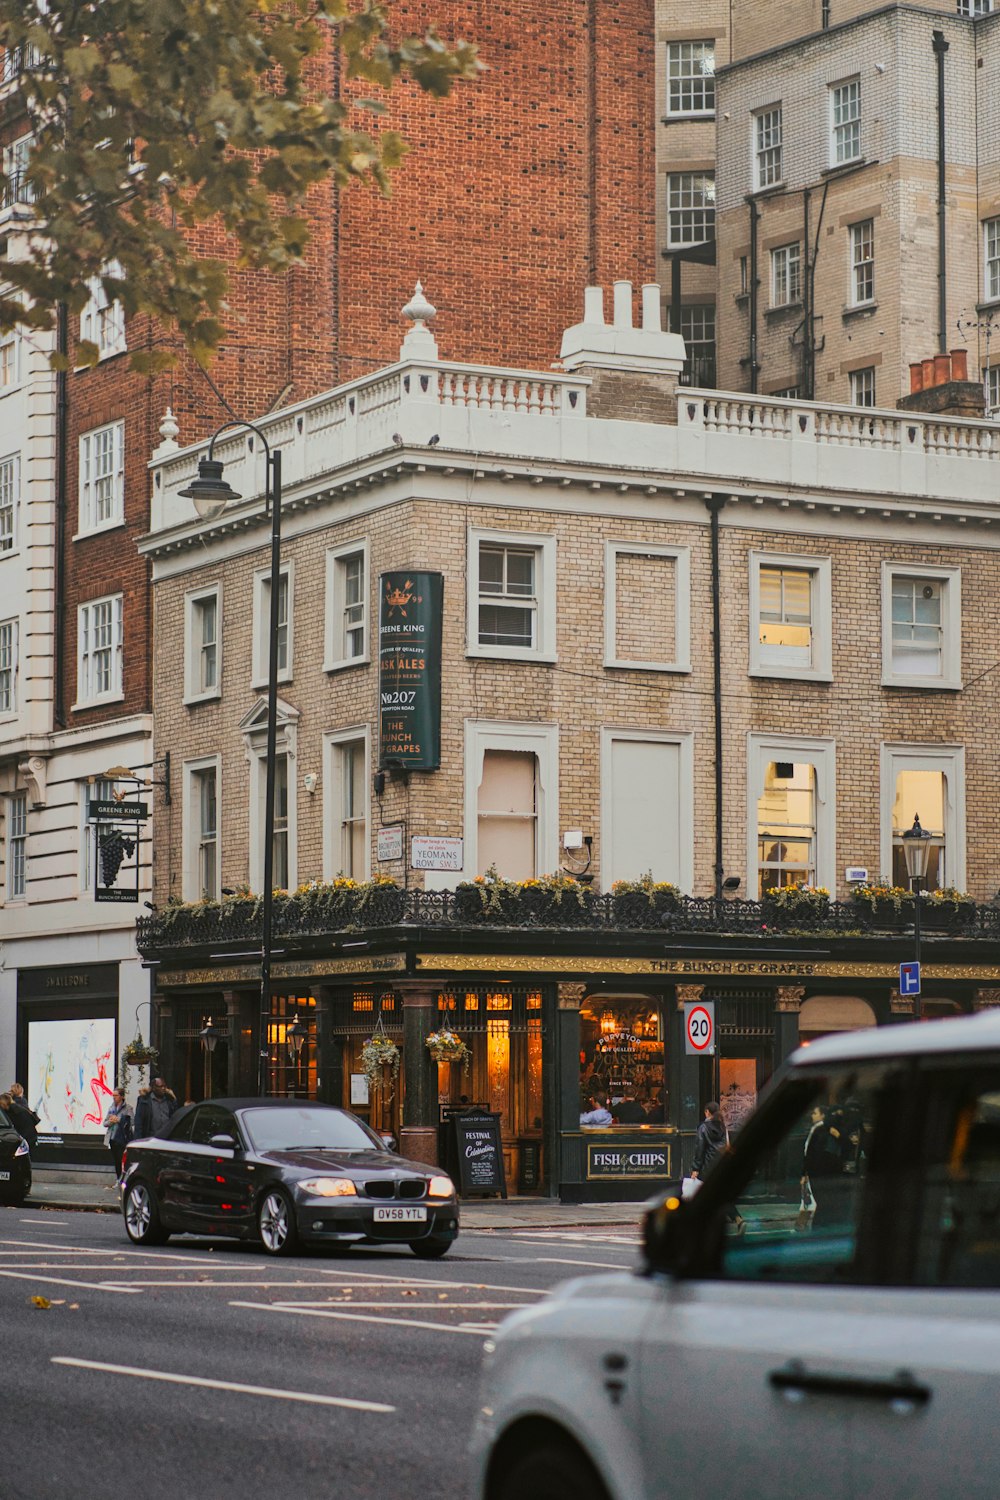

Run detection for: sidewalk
[[24, 1169, 649, 1230]]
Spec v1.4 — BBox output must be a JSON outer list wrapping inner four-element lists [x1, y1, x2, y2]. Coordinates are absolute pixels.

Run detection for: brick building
[[0, 3, 657, 1162], [136, 282, 1000, 1200], [656, 0, 1000, 407]]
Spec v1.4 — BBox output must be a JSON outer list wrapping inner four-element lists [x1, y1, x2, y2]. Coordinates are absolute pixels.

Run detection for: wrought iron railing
[[135, 890, 1000, 955]]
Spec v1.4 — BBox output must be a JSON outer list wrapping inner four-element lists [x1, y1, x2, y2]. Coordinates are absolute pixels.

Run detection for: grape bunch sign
[[683, 1001, 716, 1056]]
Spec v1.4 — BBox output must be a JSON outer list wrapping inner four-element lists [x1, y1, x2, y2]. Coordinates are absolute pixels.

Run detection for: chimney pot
[[922, 358, 936, 389], [934, 352, 951, 386], [950, 347, 969, 382], [641, 284, 662, 333], [613, 280, 633, 329], [583, 285, 605, 326], [909, 362, 924, 394]]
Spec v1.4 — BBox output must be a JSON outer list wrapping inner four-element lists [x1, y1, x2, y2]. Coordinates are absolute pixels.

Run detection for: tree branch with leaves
[[0, 0, 479, 368]]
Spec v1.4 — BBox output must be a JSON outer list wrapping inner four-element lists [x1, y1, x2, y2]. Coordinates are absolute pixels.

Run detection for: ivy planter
[[920, 901, 977, 933]]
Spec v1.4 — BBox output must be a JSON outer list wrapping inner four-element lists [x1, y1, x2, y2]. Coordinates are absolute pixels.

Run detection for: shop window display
[[579, 998, 667, 1123]]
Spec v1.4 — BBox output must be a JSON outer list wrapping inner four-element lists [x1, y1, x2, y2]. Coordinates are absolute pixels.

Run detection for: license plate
[[373, 1205, 427, 1223], [0, 1171, 9, 1181]]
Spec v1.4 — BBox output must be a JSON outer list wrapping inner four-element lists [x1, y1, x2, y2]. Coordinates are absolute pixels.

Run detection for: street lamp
[[180, 421, 284, 1096], [199, 1016, 228, 1054], [286, 1014, 308, 1061], [901, 813, 933, 1020]]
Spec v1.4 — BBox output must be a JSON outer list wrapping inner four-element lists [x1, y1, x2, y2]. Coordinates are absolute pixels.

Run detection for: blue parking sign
[[900, 961, 921, 996]]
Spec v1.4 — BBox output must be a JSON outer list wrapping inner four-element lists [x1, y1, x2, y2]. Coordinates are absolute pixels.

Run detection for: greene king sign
[[378, 571, 443, 773]]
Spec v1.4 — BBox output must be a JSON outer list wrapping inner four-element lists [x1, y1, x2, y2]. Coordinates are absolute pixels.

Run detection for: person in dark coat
[[132, 1077, 180, 1138], [6, 1084, 39, 1149], [102, 1087, 133, 1178], [690, 1101, 746, 1232]]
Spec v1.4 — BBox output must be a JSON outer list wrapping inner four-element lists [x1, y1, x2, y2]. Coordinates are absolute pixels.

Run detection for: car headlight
[[299, 1177, 357, 1197], [14, 1140, 29, 1157], [428, 1174, 455, 1198]]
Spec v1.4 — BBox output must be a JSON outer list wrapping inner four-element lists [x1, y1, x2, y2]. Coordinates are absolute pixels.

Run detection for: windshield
[[241, 1106, 384, 1154]]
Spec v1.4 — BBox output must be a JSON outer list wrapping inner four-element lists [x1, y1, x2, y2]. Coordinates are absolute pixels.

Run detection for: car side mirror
[[209, 1133, 237, 1151], [641, 1194, 686, 1273]]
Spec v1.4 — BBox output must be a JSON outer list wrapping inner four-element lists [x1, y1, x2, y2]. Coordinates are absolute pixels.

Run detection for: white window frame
[[749, 552, 832, 682], [248, 742, 297, 894], [880, 743, 965, 892], [467, 526, 556, 662], [850, 367, 876, 407], [666, 171, 716, 248], [78, 419, 125, 535], [985, 217, 1000, 303], [881, 562, 962, 691], [6, 789, 27, 900], [462, 720, 559, 885], [183, 583, 222, 704], [252, 561, 293, 687], [79, 776, 115, 892], [603, 542, 691, 672], [323, 726, 371, 881], [0, 616, 16, 715], [771, 243, 801, 307], [666, 40, 715, 117], [830, 77, 861, 166], [600, 727, 694, 893], [748, 733, 836, 898], [849, 219, 875, 306], [0, 453, 17, 554], [753, 106, 783, 191], [80, 261, 126, 359], [324, 539, 369, 672], [0, 327, 19, 391], [2, 134, 34, 207], [75, 593, 123, 708], [182, 755, 222, 902]]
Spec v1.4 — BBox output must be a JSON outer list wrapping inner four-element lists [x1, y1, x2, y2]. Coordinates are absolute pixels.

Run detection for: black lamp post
[[180, 422, 283, 1096], [901, 813, 933, 1020]]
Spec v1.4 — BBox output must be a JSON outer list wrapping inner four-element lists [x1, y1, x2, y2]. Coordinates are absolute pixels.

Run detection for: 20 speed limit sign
[[684, 1001, 716, 1056]]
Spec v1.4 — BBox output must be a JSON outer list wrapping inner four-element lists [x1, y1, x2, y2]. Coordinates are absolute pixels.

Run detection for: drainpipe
[[706, 495, 726, 902], [53, 303, 67, 729], [802, 189, 811, 399], [932, 29, 949, 355], [748, 198, 760, 393]]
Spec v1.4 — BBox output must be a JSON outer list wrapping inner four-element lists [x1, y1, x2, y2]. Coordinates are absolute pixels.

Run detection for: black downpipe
[[933, 30, 949, 355], [53, 303, 68, 729], [748, 198, 759, 393], [706, 495, 726, 902], [802, 189, 811, 399]]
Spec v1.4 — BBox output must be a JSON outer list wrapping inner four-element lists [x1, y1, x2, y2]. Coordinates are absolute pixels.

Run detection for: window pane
[[478, 546, 505, 593], [479, 603, 534, 648], [720, 1067, 886, 1283], [758, 762, 816, 894], [891, 577, 943, 676], [478, 749, 536, 879], [758, 566, 813, 666], [892, 770, 944, 837], [912, 1070, 1000, 1287]]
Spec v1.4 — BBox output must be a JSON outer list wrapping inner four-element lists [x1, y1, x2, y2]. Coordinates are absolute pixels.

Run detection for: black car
[[120, 1098, 459, 1258], [0, 1107, 32, 1205]]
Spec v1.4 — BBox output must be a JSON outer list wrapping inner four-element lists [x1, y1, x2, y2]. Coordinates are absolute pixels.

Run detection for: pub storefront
[[139, 913, 1000, 1201]]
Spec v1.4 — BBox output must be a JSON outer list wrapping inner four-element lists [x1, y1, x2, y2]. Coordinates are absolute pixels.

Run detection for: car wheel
[[494, 1441, 609, 1500], [257, 1188, 299, 1256], [123, 1180, 170, 1246], [410, 1234, 453, 1259]]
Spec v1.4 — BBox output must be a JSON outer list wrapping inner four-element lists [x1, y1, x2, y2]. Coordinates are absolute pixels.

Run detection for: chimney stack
[[898, 349, 984, 420], [559, 282, 686, 423]]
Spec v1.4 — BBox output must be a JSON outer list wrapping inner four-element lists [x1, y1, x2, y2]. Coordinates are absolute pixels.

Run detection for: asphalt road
[[1, 1203, 642, 1500]]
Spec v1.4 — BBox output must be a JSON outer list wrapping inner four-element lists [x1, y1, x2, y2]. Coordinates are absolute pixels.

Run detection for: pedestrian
[[6, 1082, 39, 1149], [102, 1087, 133, 1178], [802, 1100, 858, 1228], [133, 1076, 180, 1137], [580, 1092, 613, 1127], [612, 1090, 646, 1124], [690, 1101, 745, 1232]]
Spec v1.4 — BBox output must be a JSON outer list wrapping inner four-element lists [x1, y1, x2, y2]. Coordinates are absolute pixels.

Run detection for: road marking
[[231, 1299, 495, 1338], [277, 1299, 530, 1310], [533, 1256, 634, 1270], [20, 1219, 69, 1225], [319, 1269, 549, 1296], [51, 1357, 395, 1412], [0, 1239, 118, 1255], [0, 1270, 142, 1295]]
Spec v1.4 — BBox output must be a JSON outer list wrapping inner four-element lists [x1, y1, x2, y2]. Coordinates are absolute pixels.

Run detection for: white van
[[472, 1011, 1000, 1500]]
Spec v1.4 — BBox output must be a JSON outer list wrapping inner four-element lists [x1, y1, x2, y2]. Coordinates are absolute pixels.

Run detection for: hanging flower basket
[[122, 1037, 158, 1068], [361, 1031, 400, 1099], [426, 1028, 472, 1070]]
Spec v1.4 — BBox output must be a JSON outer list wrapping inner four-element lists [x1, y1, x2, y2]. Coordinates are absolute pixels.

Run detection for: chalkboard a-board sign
[[451, 1111, 507, 1199]]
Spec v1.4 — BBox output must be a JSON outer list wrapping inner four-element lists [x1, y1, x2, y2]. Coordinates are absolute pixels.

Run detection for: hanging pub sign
[[88, 802, 142, 904], [378, 570, 443, 772]]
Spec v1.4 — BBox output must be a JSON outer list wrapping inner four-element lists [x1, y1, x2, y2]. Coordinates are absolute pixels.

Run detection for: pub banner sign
[[378, 570, 443, 772], [586, 1142, 672, 1180]]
